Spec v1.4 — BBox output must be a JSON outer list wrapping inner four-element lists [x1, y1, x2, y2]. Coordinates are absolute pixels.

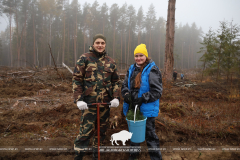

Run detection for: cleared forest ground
[[0, 66, 239, 160]]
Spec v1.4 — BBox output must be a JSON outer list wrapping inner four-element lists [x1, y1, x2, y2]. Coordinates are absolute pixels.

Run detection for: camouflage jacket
[[72, 46, 120, 104]]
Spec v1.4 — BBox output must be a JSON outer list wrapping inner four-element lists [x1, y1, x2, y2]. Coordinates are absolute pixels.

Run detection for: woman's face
[[134, 53, 147, 66], [93, 38, 106, 53]]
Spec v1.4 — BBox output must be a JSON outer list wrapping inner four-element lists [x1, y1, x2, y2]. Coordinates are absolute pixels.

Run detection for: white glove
[[77, 101, 88, 110], [109, 99, 119, 108]]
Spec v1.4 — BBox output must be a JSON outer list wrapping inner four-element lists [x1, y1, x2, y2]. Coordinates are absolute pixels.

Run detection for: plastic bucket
[[126, 116, 147, 143]]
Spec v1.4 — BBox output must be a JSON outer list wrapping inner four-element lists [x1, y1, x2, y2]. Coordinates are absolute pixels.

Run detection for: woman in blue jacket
[[122, 44, 163, 160]]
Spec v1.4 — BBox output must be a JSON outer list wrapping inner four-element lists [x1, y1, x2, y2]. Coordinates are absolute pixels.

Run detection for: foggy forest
[[0, 0, 206, 70]]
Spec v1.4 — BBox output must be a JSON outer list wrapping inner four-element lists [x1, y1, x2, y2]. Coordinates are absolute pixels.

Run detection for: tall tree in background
[[163, 0, 176, 80], [118, 3, 127, 68], [2, 0, 15, 67], [30, 0, 38, 66], [126, 5, 136, 65], [136, 6, 144, 45], [155, 17, 165, 68], [99, 3, 108, 35], [71, 0, 79, 63], [145, 4, 156, 56], [59, 0, 69, 64], [82, 3, 90, 53], [16, 0, 29, 67], [110, 3, 119, 58], [89, 1, 100, 36]]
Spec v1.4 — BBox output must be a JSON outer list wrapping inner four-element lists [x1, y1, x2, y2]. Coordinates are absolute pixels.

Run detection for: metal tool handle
[[87, 102, 111, 106], [86, 102, 111, 160]]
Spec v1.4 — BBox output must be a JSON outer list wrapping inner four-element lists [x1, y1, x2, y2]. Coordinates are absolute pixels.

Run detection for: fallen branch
[[7, 70, 35, 75], [19, 72, 36, 79], [48, 44, 63, 80], [17, 99, 60, 103], [5, 124, 11, 132], [156, 120, 166, 127]]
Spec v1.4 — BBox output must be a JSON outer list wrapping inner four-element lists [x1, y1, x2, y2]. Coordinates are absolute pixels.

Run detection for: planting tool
[[88, 102, 111, 160]]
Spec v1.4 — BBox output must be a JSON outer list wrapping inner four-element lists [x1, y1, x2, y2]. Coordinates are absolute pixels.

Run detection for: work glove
[[109, 98, 119, 108], [123, 93, 131, 104], [133, 97, 143, 108], [77, 101, 88, 110]]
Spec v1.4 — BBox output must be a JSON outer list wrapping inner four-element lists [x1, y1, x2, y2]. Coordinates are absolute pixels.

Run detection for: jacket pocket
[[103, 67, 113, 82]]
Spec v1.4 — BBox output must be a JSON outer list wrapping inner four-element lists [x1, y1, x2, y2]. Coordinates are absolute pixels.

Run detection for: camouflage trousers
[[74, 105, 110, 158]]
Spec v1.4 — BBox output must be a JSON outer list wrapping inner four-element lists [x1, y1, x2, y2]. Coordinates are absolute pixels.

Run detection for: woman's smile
[[134, 53, 147, 65]]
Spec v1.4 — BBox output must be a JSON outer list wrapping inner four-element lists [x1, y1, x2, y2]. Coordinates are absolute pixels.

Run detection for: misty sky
[[0, 0, 239, 34]]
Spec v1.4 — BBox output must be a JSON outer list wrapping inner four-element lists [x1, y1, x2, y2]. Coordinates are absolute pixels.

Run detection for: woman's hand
[[133, 97, 143, 108]]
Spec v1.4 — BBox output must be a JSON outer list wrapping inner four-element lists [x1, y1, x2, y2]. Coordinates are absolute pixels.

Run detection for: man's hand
[[77, 101, 88, 110], [109, 99, 119, 108]]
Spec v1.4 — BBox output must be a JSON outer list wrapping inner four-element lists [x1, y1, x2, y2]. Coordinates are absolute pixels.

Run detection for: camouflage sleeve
[[72, 55, 86, 103], [111, 62, 120, 100]]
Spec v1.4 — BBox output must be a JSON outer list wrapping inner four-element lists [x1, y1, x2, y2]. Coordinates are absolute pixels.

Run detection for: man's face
[[134, 53, 147, 66], [93, 38, 106, 53]]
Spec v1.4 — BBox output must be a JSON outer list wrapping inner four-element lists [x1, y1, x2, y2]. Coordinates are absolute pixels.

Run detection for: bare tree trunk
[[62, 13, 65, 64], [188, 45, 190, 69], [191, 45, 193, 68], [127, 27, 131, 65], [121, 30, 123, 70], [16, 12, 27, 67], [149, 31, 151, 57], [201, 53, 207, 82], [23, 11, 27, 67], [125, 32, 127, 69], [83, 29, 85, 53], [16, 13, 19, 67], [182, 42, 183, 69], [102, 15, 105, 34], [138, 31, 141, 45], [67, 24, 70, 64], [113, 18, 116, 58], [49, 17, 52, 66], [216, 46, 221, 82], [9, 14, 13, 67], [159, 32, 161, 68], [74, 10, 77, 63], [163, 0, 176, 80], [32, 4, 36, 66]]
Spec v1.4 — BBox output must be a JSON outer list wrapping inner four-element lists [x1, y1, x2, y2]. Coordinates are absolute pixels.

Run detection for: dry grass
[[158, 69, 240, 139]]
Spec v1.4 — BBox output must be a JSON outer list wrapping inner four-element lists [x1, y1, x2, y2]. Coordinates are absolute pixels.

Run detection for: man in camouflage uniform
[[73, 34, 120, 160]]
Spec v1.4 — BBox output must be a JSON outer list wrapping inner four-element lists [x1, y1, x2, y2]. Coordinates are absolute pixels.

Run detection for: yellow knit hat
[[134, 44, 148, 58]]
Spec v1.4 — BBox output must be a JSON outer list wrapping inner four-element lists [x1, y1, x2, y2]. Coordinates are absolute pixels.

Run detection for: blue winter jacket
[[122, 61, 161, 117]]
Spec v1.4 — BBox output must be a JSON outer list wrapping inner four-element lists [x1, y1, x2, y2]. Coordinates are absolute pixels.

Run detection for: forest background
[[0, 0, 239, 74], [0, 0, 204, 70]]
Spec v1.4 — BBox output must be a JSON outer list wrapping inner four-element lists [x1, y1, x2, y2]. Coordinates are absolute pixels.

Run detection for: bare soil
[[0, 67, 239, 160]]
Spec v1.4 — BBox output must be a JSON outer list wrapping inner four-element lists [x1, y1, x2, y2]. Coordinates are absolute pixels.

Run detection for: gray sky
[[0, 0, 239, 34]]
